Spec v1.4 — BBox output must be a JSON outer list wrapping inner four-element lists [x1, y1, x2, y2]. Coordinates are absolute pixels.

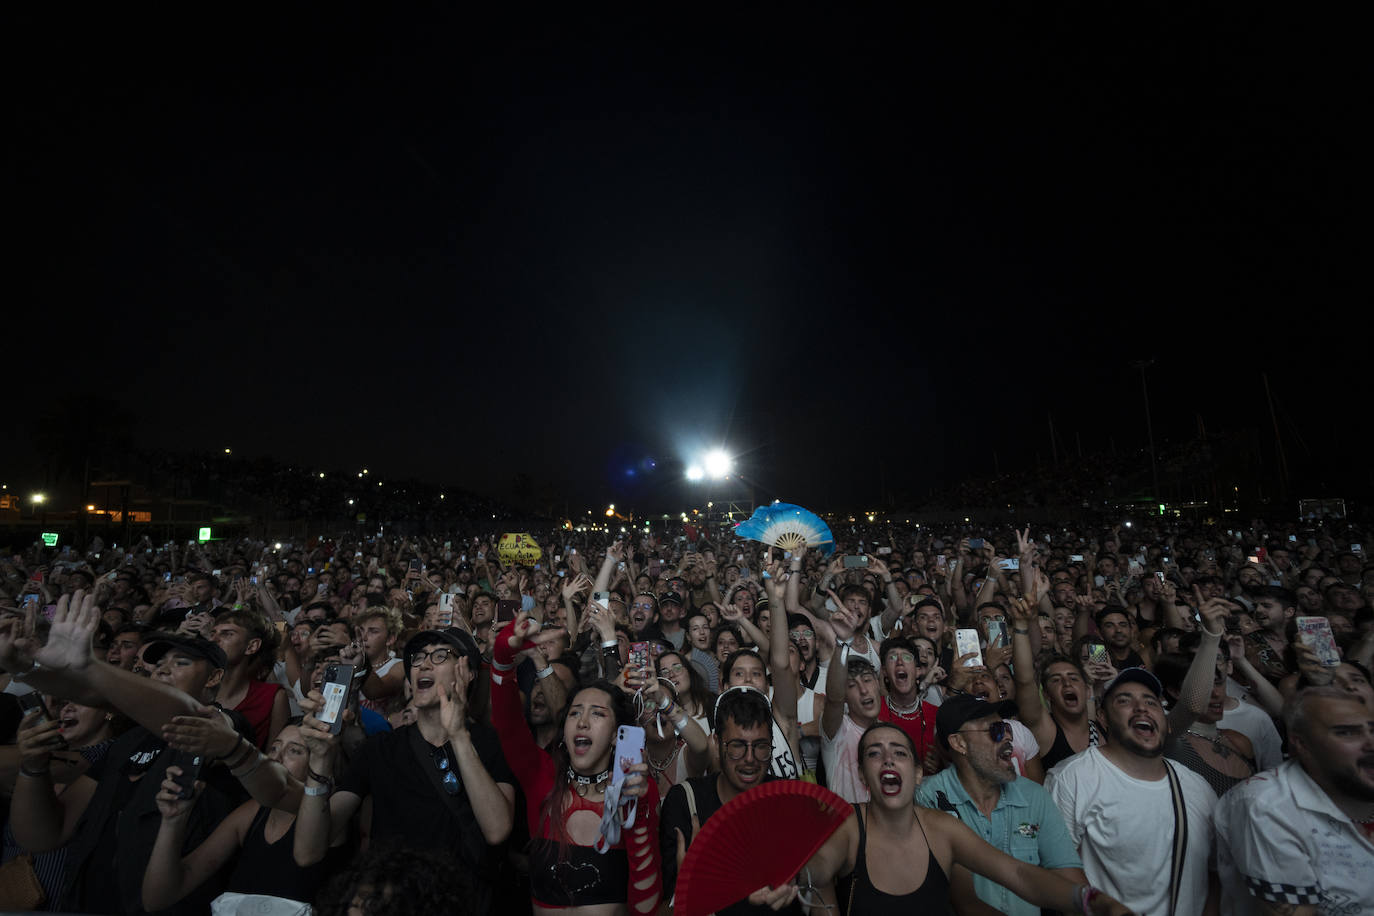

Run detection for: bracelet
[[657, 693, 673, 712], [11, 659, 41, 682], [307, 769, 333, 796], [490, 658, 516, 672], [19, 762, 49, 778], [221, 738, 255, 769], [1012, 627, 1030, 635], [536, 666, 556, 680], [1199, 622, 1224, 639], [303, 782, 332, 797], [230, 750, 266, 779], [601, 639, 619, 650], [671, 713, 690, 735]]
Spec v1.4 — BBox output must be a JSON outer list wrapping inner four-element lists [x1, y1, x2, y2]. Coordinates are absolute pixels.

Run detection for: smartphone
[[592, 591, 611, 612], [612, 725, 646, 786], [936, 555, 946, 569], [495, 599, 520, 624], [1353, 543, 1364, 554], [438, 593, 456, 625], [955, 628, 984, 668], [968, 538, 985, 550], [1154, 571, 1167, 585], [167, 749, 205, 799], [317, 583, 328, 596], [996, 558, 1019, 572], [843, 555, 869, 569], [1247, 556, 1261, 565], [1288, 535, 1297, 543], [1088, 642, 1110, 666], [319, 664, 355, 735], [1069, 554, 1084, 563], [877, 546, 892, 555], [307, 567, 315, 575], [1296, 617, 1341, 667], [16, 690, 49, 726], [985, 618, 1009, 649], [554, 555, 562, 565], [163, 572, 173, 583], [629, 641, 650, 671], [444, 541, 452, 549], [408, 559, 423, 574]]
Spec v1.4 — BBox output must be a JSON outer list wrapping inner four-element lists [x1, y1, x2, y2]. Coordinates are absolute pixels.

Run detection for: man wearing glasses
[[291, 628, 517, 916], [918, 694, 1085, 915], [658, 686, 803, 915]]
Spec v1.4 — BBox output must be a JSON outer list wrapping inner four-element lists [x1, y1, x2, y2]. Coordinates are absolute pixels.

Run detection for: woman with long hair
[[491, 613, 662, 915], [655, 650, 715, 732]]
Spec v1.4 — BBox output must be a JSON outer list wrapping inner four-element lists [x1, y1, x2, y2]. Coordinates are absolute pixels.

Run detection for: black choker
[[567, 765, 612, 796]]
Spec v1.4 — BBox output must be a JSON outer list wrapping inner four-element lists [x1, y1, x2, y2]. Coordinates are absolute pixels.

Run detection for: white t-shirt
[[1046, 747, 1216, 916], [1214, 760, 1374, 916], [821, 713, 870, 803], [1217, 698, 1283, 772], [1007, 719, 1040, 779]]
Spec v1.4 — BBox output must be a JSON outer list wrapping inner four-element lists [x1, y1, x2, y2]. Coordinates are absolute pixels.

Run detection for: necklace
[[1185, 724, 1230, 758], [887, 696, 924, 720], [647, 741, 683, 776], [567, 765, 612, 797]]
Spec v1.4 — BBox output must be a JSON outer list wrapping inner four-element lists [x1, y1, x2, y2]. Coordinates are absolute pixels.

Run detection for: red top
[[236, 678, 284, 749], [491, 638, 662, 910], [878, 697, 940, 774]]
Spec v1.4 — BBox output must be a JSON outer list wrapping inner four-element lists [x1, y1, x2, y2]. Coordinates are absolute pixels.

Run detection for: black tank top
[[1042, 719, 1101, 771], [843, 803, 951, 915], [226, 805, 334, 903]]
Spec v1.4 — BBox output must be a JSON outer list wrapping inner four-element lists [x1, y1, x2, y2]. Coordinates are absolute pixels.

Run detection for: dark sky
[[13, 8, 1363, 512]]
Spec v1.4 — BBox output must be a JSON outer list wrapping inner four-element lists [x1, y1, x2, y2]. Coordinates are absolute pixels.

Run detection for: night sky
[[13, 8, 1363, 512]]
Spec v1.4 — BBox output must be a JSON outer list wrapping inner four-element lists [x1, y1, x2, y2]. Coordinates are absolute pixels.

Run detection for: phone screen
[[320, 664, 355, 735]]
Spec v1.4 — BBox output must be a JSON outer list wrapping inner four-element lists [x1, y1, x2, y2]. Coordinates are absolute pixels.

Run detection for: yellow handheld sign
[[497, 532, 543, 566]]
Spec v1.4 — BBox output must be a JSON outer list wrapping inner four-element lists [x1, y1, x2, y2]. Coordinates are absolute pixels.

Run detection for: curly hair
[[314, 840, 473, 916]]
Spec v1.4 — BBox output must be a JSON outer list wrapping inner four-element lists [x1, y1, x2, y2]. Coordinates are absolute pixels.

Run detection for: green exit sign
[[198, 527, 212, 542], [41, 532, 59, 547]]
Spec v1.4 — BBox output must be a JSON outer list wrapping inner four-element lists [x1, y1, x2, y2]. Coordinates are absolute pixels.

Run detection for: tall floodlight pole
[[1132, 359, 1160, 506]]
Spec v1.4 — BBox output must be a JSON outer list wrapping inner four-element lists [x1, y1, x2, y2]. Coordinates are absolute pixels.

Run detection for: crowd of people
[[0, 516, 1370, 915]]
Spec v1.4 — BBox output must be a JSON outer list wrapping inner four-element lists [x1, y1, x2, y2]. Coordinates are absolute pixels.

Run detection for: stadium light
[[685, 465, 704, 481], [703, 450, 731, 478], [31, 493, 46, 505]]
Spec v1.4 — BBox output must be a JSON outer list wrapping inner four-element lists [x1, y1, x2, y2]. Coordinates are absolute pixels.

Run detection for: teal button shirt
[[918, 768, 1082, 916]]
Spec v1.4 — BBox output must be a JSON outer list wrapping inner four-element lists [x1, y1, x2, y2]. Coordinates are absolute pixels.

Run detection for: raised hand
[[162, 704, 242, 759], [35, 589, 99, 674], [504, 611, 541, 652], [17, 709, 67, 772], [298, 689, 343, 769], [438, 657, 470, 739], [1007, 596, 1037, 624]]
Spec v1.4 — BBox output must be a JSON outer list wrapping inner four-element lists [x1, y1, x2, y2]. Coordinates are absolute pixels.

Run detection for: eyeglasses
[[789, 628, 815, 639], [432, 746, 460, 795], [722, 739, 774, 761], [661, 663, 685, 674], [955, 721, 1011, 743], [409, 647, 454, 666]]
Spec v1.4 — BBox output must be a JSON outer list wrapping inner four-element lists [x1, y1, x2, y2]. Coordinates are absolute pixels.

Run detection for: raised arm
[[1166, 592, 1226, 734], [1007, 597, 1053, 748], [821, 606, 861, 740]]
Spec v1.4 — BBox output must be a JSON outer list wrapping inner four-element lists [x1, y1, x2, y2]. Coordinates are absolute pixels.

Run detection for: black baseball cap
[[402, 628, 482, 677], [1101, 667, 1163, 701], [659, 592, 683, 606], [142, 633, 228, 670], [935, 694, 1018, 750]]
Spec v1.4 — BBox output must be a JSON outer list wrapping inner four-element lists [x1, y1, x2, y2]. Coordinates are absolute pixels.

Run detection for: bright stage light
[[703, 450, 731, 478], [685, 465, 704, 481]]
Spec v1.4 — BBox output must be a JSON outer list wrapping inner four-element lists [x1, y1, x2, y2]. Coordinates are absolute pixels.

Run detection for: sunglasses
[[955, 720, 1011, 743], [432, 746, 460, 795]]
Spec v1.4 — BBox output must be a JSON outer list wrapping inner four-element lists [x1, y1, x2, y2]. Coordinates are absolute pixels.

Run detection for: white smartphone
[[613, 725, 645, 786], [955, 628, 984, 668], [1296, 617, 1341, 667], [438, 593, 456, 625]]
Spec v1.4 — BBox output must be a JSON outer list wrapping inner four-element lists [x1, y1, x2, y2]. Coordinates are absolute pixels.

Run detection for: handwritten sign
[[498, 532, 543, 567]]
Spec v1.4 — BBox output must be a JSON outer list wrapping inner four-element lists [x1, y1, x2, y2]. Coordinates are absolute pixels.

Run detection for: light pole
[[1132, 359, 1160, 506]]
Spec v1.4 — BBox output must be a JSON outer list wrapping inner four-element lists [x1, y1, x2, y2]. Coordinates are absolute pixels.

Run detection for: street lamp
[[31, 493, 46, 504]]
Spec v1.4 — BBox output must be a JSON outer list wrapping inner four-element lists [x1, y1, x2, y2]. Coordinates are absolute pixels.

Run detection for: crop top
[[492, 638, 662, 912]]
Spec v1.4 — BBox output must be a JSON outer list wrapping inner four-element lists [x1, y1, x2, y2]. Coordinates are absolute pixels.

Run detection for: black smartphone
[[319, 663, 355, 735], [16, 690, 49, 726], [167, 749, 205, 799], [843, 555, 869, 568], [968, 538, 985, 550], [408, 559, 423, 574], [496, 599, 520, 624]]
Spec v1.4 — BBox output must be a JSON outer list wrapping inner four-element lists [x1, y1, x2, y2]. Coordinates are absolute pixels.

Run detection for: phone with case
[[319, 664, 355, 735], [955, 628, 984, 668], [613, 725, 645, 786], [1296, 617, 1340, 667]]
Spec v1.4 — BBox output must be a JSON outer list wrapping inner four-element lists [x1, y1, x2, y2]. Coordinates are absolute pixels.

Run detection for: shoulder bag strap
[[682, 779, 698, 822], [1164, 762, 1189, 916]]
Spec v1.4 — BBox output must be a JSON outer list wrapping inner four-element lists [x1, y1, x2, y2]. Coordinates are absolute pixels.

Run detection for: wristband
[[222, 738, 255, 769], [536, 666, 556, 680], [601, 639, 619, 650], [491, 658, 516, 672], [657, 693, 673, 712], [307, 768, 335, 793], [1012, 627, 1030, 635], [304, 782, 332, 797], [671, 713, 691, 734], [19, 762, 50, 778]]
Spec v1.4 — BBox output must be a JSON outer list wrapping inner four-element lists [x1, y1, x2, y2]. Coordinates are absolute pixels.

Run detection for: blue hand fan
[[733, 503, 835, 555]]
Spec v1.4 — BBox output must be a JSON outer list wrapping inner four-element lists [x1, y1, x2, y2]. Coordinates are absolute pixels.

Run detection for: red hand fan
[[674, 780, 851, 916]]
